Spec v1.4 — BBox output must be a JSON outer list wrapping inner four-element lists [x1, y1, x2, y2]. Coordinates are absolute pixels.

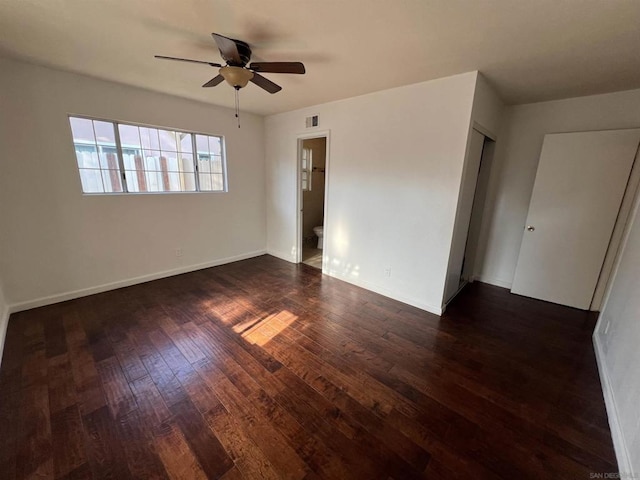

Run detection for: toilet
[[313, 226, 324, 249]]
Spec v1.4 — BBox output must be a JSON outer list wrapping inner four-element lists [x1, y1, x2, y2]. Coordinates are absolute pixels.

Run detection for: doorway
[[460, 133, 495, 287], [298, 136, 328, 269], [444, 128, 496, 305]]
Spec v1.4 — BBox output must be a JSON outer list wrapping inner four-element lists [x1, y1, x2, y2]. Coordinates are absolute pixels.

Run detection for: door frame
[[443, 123, 497, 308], [296, 130, 331, 272], [592, 139, 640, 309]]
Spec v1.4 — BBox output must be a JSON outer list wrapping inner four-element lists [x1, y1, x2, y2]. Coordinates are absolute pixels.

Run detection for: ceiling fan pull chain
[[235, 86, 241, 128]]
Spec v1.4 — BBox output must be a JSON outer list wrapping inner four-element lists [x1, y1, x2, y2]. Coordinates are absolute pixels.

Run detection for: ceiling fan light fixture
[[219, 66, 254, 89]]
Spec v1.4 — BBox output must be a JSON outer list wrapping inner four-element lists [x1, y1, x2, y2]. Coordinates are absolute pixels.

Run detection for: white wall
[[266, 72, 479, 314], [476, 88, 640, 288], [0, 57, 266, 309], [594, 191, 640, 476]]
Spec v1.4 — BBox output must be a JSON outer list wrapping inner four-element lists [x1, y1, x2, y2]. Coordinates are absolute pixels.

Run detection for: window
[[301, 147, 312, 191], [68, 116, 227, 194]]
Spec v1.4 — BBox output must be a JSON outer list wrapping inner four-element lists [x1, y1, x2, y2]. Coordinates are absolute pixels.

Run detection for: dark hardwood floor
[[0, 255, 617, 479]]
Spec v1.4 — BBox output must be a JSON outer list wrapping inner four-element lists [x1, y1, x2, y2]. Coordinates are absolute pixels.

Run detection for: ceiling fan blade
[[155, 55, 221, 67], [202, 75, 224, 88], [250, 73, 282, 94], [249, 62, 305, 74], [211, 33, 242, 65]]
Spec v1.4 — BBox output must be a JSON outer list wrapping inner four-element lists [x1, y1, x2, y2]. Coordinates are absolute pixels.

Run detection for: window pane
[[144, 150, 161, 171], [198, 157, 211, 173], [145, 171, 162, 192], [211, 155, 223, 174], [208, 136, 222, 155], [99, 151, 119, 169], [196, 135, 209, 154], [140, 127, 160, 150], [179, 133, 192, 153], [211, 174, 224, 191], [183, 173, 196, 191], [164, 153, 179, 172], [122, 152, 138, 170], [75, 145, 99, 168], [119, 124, 141, 149], [101, 170, 122, 193], [180, 154, 194, 173], [125, 170, 141, 192], [79, 168, 104, 193], [159, 129, 178, 151], [93, 121, 116, 147], [167, 172, 181, 191], [70, 117, 95, 144], [199, 172, 212, 190]]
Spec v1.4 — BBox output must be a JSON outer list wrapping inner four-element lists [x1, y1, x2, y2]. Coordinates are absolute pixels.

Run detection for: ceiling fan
[[155, 32, 306, 94]]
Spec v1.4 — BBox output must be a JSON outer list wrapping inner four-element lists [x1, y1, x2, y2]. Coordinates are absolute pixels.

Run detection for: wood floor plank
[[47, 354, 77, 414], [152, 421, 208, 480], [82, 406, 132, 479], [0, 255, 617, 479], [115, 409, 170, 479], [51, 404, 86, 479], [62, 314, 107, 416], [95, 357, 137, 420], [205, 403, 282, 480], [16, 383, 53, 480], [129, 374, 172, 428], [168, 397, 234, 479]]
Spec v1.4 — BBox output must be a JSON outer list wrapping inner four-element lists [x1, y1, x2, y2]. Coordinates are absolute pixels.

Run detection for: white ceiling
[[1, 0, 639, 115]]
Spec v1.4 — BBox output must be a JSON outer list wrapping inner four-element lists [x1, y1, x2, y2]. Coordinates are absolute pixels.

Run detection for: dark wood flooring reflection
[[0, 255, 616, 479]]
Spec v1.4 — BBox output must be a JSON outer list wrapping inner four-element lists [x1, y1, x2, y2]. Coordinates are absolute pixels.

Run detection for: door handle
[[526, 225, 535, 232]]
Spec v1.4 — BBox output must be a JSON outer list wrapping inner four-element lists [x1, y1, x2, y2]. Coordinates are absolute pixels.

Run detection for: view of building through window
[[69, 116, 226, 194]]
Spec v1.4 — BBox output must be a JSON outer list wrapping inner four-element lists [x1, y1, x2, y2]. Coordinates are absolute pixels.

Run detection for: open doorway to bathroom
[[298, 136, 327, 269]]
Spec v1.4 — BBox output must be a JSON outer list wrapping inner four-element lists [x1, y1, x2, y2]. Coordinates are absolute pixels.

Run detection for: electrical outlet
[[384, 267, 392, 278], [175, 248, 183, 257]]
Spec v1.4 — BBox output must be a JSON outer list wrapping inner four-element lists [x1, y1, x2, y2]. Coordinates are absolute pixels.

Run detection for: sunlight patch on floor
[[241, 310, 298, 346]]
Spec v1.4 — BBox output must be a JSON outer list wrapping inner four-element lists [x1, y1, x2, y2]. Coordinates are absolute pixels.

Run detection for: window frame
[[301, 147, 312, 192], [68, 114, 228, 195]]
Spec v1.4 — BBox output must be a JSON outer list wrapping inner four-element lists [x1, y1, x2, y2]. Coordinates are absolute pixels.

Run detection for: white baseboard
[[9, 250, 267, 314], [0, 305, 9, 367], [593, 333, 633, 476], [266, 248, 296, 264], [326, 270, 443, 316], [473, 274, 513, 289]]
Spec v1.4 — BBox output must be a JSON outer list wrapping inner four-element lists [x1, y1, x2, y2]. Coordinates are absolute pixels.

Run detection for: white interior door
[[511, 129, 640, 310]]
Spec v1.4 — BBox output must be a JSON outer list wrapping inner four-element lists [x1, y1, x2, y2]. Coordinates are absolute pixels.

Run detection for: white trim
[[473, 274, 513, 289], [593, 334, 633, 476], [472, 121, 497, 142], [8, 250, 266, 313], [0, 304, 9, 368], [326, 270, 443, 316], [320, 133, 332, 275], [266, 248, 296, 264]]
